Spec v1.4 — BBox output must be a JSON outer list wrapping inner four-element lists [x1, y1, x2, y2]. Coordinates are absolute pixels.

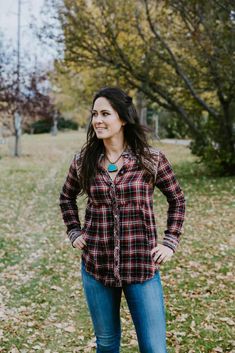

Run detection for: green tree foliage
[[56, 0, 235, 175], [50, 64, 120, 127], [50, 52, 133, 127]]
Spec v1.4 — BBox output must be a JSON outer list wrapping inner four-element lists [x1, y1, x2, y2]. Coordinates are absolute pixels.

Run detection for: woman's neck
[[103, 139, 126, 157]]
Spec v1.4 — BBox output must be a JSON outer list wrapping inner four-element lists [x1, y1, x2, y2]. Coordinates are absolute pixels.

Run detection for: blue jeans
[[81, 260, 167, 353]]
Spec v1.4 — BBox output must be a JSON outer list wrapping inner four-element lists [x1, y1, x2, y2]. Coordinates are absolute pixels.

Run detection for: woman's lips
[[95, 127, 107, 131]]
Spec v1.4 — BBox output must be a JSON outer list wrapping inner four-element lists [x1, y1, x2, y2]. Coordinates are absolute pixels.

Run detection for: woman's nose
[[93, 115, 103, 123]]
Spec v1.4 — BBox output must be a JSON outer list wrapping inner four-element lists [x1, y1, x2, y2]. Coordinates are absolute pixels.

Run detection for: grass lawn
[[0, 131, 234, 353]]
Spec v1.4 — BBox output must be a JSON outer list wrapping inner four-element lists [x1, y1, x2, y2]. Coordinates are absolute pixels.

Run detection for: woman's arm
[[155, 150, 186, 253], [59, 154, 82, 247]]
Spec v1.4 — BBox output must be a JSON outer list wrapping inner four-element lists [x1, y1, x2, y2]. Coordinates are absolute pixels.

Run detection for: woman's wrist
[[162, 233, 180, 252], [67, 228, 81, 247]]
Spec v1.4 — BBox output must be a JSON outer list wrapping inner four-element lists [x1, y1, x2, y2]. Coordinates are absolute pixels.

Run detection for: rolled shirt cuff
[[162, 233, 180, 252], [67, 228, 81, 248]]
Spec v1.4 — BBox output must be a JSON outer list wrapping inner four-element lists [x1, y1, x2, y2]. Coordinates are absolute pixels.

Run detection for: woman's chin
[[96, 132, 109, 139]]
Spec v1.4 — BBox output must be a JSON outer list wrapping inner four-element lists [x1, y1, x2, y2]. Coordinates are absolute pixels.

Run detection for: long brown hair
[[78, 87, 155, 195]]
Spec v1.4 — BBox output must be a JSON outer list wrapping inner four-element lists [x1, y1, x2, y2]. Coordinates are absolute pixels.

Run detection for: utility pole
[[14, 0, 22, 157]]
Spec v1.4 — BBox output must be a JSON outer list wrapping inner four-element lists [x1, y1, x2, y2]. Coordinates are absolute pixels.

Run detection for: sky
[[0, 0, 61, 71]]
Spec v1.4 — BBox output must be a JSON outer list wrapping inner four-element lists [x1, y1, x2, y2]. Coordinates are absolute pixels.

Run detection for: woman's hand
[[151, 244, 174, 265], [73, 235, 87, 249]]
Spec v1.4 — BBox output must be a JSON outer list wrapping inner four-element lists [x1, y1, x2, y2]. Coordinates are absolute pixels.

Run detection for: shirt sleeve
[[59, 154, 82, 247], [155, 151, 186, 252]]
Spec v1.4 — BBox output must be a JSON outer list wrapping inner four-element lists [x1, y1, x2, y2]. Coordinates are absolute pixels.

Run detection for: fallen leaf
[[220, 317, 235, 326], [64, 325, 76, 333], [213, 347, 223, 353]]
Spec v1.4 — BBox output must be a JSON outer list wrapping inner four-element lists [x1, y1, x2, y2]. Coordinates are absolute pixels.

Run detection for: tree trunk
[[220, 107, 235, 174], [14, 112, 21, 157], [136, 91, 147, 125]]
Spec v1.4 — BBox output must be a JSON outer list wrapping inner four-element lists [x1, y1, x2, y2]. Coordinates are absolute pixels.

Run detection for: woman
[[59, 87, 185, 353]]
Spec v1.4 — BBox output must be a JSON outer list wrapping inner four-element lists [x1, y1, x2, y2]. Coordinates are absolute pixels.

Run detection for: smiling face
[[91, 97, 126, 141]]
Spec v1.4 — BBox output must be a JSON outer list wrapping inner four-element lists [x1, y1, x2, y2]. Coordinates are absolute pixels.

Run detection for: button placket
[[109, 181, 121, 283]]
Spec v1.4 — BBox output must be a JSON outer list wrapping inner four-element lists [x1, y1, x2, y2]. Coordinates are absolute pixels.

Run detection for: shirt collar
[[98, 146, 134, 162]]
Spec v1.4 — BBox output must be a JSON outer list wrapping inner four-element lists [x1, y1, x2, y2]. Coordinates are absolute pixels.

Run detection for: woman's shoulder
[[140, 147, 162, 175], [148, 146, 165, 161], [146, 147, 171, 170], [148, 146, 161, 156], [74, 151, 82, 161], [69, 152, 83, 169], [74, 148, 88, 161]]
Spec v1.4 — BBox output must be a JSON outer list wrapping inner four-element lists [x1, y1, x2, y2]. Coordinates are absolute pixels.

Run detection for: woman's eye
[[91, 112, 109, 118]]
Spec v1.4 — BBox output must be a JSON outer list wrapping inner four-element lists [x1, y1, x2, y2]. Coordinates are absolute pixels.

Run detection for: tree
[[0, 63, 58, 137], [55, 0, 235, 175], [21, 72, 58, 132], [0, 35, 16, 113], [50, 59, 136, 127]]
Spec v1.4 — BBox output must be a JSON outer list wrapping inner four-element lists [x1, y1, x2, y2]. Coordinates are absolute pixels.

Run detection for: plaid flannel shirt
[[59, 148, 185, 287]]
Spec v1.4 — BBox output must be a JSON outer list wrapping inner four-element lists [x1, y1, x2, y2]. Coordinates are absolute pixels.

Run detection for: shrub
[[30, 118, 78, 134], [57, 117, 78, 130], [30, 120, 51, 134]]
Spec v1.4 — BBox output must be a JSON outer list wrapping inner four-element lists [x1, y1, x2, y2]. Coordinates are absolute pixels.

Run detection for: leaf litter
[[0, 132, 234, 353]]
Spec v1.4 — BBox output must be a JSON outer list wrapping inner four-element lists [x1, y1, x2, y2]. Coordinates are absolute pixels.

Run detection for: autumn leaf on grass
[[213, 347, 223, 353], [9, 347, 20, 353], [190, 320, 196, 333], [64, 325, 76, 333], [84, 337, 96, 352], [129, 338, 138, 346], [53, 322, 76, 332], [51, 285, 63, 292], [219, 317, 235, 326], [32, 345, 43, 350], [176, 313, 189, 322], [77, 335, 85, 341]]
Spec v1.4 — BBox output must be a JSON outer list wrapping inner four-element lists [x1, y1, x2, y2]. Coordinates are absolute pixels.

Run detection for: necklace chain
[[105, 147, 126, 172], [105, 146, 126, 165], [106, 152, 123, 165]]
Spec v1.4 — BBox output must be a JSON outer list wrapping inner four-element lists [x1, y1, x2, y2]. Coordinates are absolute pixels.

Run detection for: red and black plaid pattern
[[59, 148, 185, 287]]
